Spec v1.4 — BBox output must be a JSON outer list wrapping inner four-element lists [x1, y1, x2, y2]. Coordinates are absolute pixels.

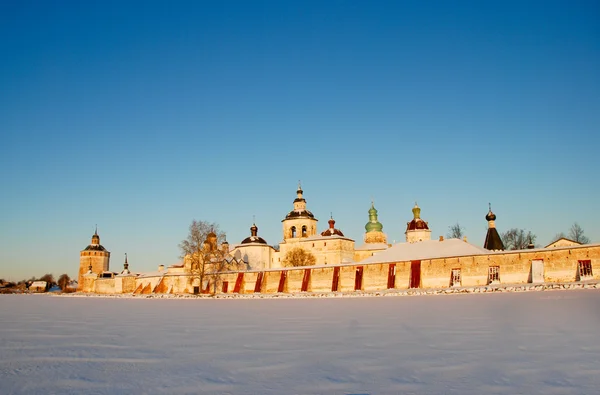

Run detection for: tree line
[[0, 273, 74, 293]]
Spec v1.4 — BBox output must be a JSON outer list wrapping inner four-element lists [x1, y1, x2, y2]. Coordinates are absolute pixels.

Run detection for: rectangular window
[[488, 266, 500, 284], [451, 268, 461, 287], [579, 260, 593, 279]]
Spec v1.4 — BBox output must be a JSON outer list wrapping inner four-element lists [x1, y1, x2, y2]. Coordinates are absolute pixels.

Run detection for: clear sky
[[1, 0, 599, 281]]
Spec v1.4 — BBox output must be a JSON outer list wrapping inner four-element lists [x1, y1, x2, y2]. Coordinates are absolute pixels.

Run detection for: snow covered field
[[1, 291, 599, 395]]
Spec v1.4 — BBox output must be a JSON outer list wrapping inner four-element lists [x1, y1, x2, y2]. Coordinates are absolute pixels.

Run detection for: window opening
[[488, 266, 500, 284], [451, 268, 461, 287], [579, 260, 593, 279]]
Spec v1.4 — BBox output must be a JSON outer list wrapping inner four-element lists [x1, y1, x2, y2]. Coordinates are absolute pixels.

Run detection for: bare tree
[[501, 228, 537, 250], [282, 247, 316, 267], [447, 222, 465, 239], [179, 220, 227, 294], [568, 223, 590, 244], [57, 274, 71, 291]]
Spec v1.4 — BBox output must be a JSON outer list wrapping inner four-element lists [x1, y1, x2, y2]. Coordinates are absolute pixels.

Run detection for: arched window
[[302, 225, 307, 237], [291, 226, 296, 238]]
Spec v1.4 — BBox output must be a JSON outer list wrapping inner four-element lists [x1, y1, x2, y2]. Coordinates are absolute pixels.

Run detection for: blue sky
[[1, 1, 599, 281]]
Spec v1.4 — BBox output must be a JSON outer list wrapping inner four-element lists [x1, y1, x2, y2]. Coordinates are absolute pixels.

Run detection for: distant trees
[[57, 274, 71, 291], [282, 247, 316, 267], [447, 223, 465, 239], [501, 229, 537, 250]]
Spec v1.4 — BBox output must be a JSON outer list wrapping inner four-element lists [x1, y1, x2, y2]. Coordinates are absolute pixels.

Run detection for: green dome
[[365, 203, 383, 233]]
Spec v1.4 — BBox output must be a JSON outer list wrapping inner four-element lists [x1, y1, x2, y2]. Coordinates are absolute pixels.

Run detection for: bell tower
[[281, 182, 318, 240]]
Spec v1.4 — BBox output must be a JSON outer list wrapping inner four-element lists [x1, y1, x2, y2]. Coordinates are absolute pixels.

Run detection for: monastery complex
[[78, 185, 599, 295]]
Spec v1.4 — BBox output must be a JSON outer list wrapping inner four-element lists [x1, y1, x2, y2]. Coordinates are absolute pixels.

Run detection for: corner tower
[[405, 203, 431, 243], [281, 183, 318, 240], [78, 227, 110, 288]]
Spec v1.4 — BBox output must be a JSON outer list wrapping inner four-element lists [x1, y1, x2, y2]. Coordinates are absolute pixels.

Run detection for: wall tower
[[78, 227, 110, 289]]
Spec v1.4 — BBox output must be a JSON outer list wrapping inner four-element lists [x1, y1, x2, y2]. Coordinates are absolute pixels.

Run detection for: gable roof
[[544, 237, 582, 248]]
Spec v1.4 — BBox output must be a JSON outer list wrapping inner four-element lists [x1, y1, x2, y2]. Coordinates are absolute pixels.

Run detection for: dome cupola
[[406, 202, 430, 231], [321, 214, 345, 237], [365, 202, 383, 233], [241, 223, 268, 244], [405, 202, 432, 242]]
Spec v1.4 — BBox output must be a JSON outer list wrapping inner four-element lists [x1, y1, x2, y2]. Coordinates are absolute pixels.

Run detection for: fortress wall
[[363, 264, 388, 291], [463, 256, 492, 286], [79, 245, 600, 295], [338, 266, 355, 292], [94, 278, 116, 294], [243, 272, 259, 294], [285, 269, 305, 293], [80, 274, 97, 292], [544, 249, 575, 282], [308, 268, 327, 292], [394, 261, 412, 289]]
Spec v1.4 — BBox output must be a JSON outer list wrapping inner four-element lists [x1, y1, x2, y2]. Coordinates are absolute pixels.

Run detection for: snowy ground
[[1, 291, 599, 395]]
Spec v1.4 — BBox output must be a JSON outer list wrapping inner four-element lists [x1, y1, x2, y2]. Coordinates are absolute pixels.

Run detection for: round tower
[[78, 227, 111, 288]]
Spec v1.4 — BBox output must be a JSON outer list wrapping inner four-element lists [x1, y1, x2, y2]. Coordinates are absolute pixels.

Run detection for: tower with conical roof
[[364, 202, 387, 244], [405, 203, 431, 243], [78, 227, 111, 289], [483, 204, 504, 250]]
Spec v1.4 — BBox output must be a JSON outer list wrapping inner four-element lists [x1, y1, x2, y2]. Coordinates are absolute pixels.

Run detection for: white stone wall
[[231, 244, 274, 270], [406, 229, 431, 243]]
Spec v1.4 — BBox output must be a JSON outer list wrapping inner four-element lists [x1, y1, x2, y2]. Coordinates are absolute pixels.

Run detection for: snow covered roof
[[303, 234, 354, 242], [355, 242, 389, 251], [360, 238, 488, 264]]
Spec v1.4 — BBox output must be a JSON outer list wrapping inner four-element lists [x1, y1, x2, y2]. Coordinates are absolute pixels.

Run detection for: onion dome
[[321, 215, 345, 237], [241, 223, 268, 244], [365, 202, 383, 233], [486, 203, 496, 221], [406, 202, 429, 231]]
